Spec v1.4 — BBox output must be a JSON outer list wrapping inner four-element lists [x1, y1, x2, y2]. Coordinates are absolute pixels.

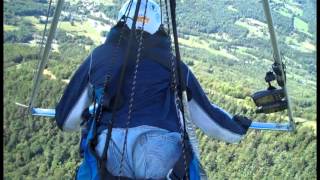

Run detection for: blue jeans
[[95, 125, 182, 179]]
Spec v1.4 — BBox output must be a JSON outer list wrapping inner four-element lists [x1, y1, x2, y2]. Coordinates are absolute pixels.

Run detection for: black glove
[[233, 115, 252, 130]]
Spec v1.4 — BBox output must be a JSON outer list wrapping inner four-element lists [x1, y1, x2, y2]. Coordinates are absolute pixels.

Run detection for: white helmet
[[117, 0, 161, 34]]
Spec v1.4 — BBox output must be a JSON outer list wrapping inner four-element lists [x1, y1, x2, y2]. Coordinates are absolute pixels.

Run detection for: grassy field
[[21, 15, 109, 45], [234, 46, 259, 61], [234, 18, 268, 39], [179, 36, 240, 61], [227, 5, 238, 13], [23, 16, 45, 31], [276, 6, 292, 18], [294, 17, 311, 36], [285, 3, 303, 16], [272, 0, 303, 17], [58, 20, 105, 44], [4, 25, 18, 31], [270, 0, 313, 37], [285, 33, 315, 53]]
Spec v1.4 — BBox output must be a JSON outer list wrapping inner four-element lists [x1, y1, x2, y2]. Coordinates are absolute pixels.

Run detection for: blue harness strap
[[189, 156, 201, 180], [76, 119, 100, 180]]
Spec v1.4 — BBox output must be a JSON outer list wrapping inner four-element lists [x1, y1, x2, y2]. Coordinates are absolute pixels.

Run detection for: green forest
[[3, 0, 316, 179]]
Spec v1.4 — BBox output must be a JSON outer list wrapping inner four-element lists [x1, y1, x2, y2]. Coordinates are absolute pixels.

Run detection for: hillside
[[3, 0, 316, 179]]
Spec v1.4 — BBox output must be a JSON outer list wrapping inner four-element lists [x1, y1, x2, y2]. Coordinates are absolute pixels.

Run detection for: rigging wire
[[164, 0, 171, 35], [168, 1, 189, 179], [118, 1, 149, 177], [159, 0, 163, 24], [98, 0, 141, 176], [28, 0, 65, 113], [31, 1, 65, 109], [20, 0, 55, 125], [101, 0, 141, 167], [27, 0, 54, 109], [38, 0, 54, 59]]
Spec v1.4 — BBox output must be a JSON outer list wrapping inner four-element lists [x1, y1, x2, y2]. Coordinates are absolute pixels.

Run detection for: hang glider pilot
[[55, 0, 252, 179]]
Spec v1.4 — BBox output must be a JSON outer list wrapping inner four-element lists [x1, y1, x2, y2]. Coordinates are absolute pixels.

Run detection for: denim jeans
[[95, 125, 182, 179]]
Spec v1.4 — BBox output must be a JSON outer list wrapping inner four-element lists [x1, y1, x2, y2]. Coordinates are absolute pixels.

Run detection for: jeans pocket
[[133, 133, 182, 179]]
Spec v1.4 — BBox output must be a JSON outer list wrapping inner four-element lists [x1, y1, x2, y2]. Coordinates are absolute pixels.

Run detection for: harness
[[76, 35, 197, 180], [76, 1, 202, 179]]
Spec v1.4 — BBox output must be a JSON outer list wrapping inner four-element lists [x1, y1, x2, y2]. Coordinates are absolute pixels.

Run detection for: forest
[[3, 0, 316, 179]]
